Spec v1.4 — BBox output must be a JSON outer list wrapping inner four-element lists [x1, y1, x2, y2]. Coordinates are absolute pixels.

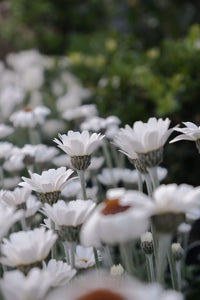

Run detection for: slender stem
[[0, 166, 4, 189], [93, 247, 100, 269], [77, 170, 87, 200], [102, 140, 113, 169], [148, 167, 160, 190], [168, 247, 179, 290], [119, 243, 135, 275], [50, 220, 56, 259], [68, 242, 75, 268], [176, 261, 182, 291], [62, 241, 70, 264], [102, 245, 113, 268], [144, 174, 153, 197], [146, 254, 155, 282], [156, 234, 171, 286], [151, 221, 158, 267], [28, 127, 41, 145], [137, 170, 143, 192]]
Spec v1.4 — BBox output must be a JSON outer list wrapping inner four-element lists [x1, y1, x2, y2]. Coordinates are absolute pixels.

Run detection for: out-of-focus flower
[[0, 142, 13, 161], [9, 106, 50, 128], [0, 85, 25, 118], [0, 124, 14, 139], [149, 184, 200, 233], [110, 264, 124, 276], [42, 200, 96, 242], [81, 191, 150, 246], [42, 119, 66, 137], [19, 167, 74, 204], [0, 203, 23, 240], [46, 270, 183, 300], [54, 131, 104, 170], [0, 268, 54, 300], [43, 259, 76, 286], [81, 115, 121, 133], [1, 187, 30, 207], [62, 104, 97, 122], [0, 228, 57, 267]]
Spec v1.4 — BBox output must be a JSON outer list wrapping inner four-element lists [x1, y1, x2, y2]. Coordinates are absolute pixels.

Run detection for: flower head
[[0, 204, 23, 240], [0, 227, 57, 267], [19, 167, 74, 193], [54, 130, 104, 157], [170, 122, 200, 143], [75, 245, 100, 269]]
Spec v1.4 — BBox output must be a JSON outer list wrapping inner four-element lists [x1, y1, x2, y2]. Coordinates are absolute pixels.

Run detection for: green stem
[[148, 167, 160, 190], [102, 140, 113, 169], [93, 247, 100, 269], [156, 234, 171, 286], [168, 247, 179, 290], [50, 220, 56, 259], [137, 170, 143, 192], [176, 261, 182, 291], [146, 254, 155, 282], [20, 216, 28, 231], [151, 221, 158, 268], [77, 170, 87, 200], [119, 242, 135, 275], [144, 174, 153, 197], [68, 241, 75, 269], [62, 241, 70, 264]]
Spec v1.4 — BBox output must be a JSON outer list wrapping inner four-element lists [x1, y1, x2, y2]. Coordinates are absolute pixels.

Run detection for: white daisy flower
[[9, 106, 50, 128], [80, 192, 150, 247], [54, 130, 104, 170], [81, 115, 121, 133], [54, 130, 104, 156], [0, 268, 53, 300], [0, 227, 57, 267], [62, 104, 97, 121], [42, 200, 96, 227], [0, 204, 23, 241], [114, 117, 173, 169], [46, 270, 183, 300], [19, 167, 74, 204], [170, 121, 200, 153], [149, 184, 200, 233], [43, 259, 76, 287], [24, 196, 42, 218], [0, 142, 13, 160], [1, 187, 31, 207]]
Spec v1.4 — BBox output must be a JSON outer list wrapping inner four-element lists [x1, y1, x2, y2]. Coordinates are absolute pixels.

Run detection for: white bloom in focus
[[75, 245, 98, 269], [170, 122, 200, 143], [0, 204, 23, 240], [0, 228, 57, 267], [115, 117, 172, 155], [43, 259, 76, 286], [0, 268, 53, 300], [19, 167, 74, 193], [9, 106, 50, 128], [42, 200, 96, 227], [0, 124, 14, 139], [54, 130, 104, 157], [81, 193, 149, 246]]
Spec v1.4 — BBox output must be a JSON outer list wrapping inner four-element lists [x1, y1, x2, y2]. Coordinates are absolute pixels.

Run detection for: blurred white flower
[[87, 156, 105, 171], [0, 85, 24, 118], [9, 106, 50, 128], [170, 122, 200, 143], [1, 228, 57, 267], [1, 176, 21, 189], [0, 268, 53, 300], [81, 193, 149, 246], [61, 179, 81, 198], [0, 203, 23, 240], [0, 124, 14, 139], [42, 199, 96, 227], [1, 187, 30, 207], [46, 270, 183, 300], [62, 104, 97, 121], [110, 264, 124, 276], [42, 119, 66, 137], [81, 115, 121, 133], [0, 142, 13, 160], [43, 259, 76, 286]]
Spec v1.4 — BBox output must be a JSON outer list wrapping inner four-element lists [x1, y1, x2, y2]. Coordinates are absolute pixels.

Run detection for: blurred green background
[[1, 0, 200, 185]]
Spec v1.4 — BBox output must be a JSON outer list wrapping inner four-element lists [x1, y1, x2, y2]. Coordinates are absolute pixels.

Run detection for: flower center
[[101, 198, 130, 215], [23, 107, 32, 112], [77, 258, 89, 264], [76, 289, 124, 300]]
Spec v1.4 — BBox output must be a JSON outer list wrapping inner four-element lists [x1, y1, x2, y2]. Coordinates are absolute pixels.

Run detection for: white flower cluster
[[0, 48, 198, 300]]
